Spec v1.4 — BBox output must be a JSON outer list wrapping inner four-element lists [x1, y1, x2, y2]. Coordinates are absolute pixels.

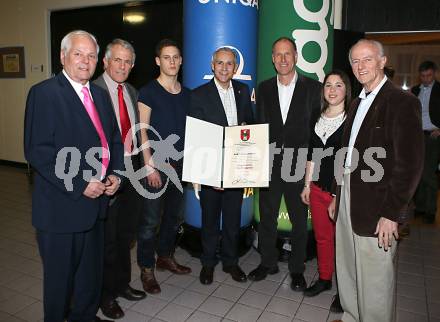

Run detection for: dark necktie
[[117, 84, 132, 152]]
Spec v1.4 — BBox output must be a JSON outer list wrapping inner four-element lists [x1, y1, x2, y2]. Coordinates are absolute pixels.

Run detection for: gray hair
[[60, 30, 99, 54], [212, 47, 237, 65], [348, 39, 384, 63], [105, 38, 136, 65]]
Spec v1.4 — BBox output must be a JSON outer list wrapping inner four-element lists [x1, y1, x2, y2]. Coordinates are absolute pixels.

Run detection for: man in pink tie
[[94, 39, 146, 319], [24, 30, 124, 322]]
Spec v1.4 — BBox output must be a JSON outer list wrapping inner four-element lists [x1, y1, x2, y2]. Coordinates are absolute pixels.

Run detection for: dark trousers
[[137, 170, 184, 268], [102, 155, 143, 301], [199, 186, 243, 268], [414, 134, 440, 219], [259, 178, 308, 274], [37, 220, 104, 322]]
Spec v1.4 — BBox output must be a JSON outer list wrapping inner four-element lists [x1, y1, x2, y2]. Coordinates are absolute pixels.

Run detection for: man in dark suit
[[190, 47, 254, 285], [94, 39, 146, 319], [328, 39, 423, 322], [412, 61, 440, 224], [24, 30, 124, 322], [248, 37, 321, 292]]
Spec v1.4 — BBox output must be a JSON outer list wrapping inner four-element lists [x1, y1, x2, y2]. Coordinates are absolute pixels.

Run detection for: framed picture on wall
[[0, 46, 25, 78]]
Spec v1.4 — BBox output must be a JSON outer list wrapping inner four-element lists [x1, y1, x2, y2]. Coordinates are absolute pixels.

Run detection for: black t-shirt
[[138, 79, 190, 154]]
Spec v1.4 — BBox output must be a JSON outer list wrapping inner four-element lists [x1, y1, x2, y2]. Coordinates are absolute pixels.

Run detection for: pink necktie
[[81, 86, 109, 177]]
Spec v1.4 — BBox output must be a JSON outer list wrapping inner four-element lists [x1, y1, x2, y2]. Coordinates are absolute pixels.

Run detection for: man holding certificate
[[189, 47, 254, 285]]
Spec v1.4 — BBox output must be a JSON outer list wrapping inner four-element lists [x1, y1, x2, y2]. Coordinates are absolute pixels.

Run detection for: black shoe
[[100, 298, 124, 319], [117, 285, 146, 301], [330, 293, 343, 313], [290, 273, 306, 292], [248, 265, 279, 281], [200, 266, 214, 285], [223, 265, 247, 282], [303, 279, 332, 297]]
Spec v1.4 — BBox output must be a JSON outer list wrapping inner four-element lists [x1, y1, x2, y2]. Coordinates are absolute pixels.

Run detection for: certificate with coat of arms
[[222, 124, 269, 188], [182, 116, 269, 188]]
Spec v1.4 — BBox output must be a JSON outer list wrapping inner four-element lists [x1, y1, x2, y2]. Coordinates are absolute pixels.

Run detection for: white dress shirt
[[63, 69, 92, 102], [214, 78, 238, 126], [277, 72, 298, 124], [345, 76, 388, 168]]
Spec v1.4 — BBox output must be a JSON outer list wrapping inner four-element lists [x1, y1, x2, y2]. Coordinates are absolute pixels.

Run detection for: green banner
[[257, 0, 334, 83]]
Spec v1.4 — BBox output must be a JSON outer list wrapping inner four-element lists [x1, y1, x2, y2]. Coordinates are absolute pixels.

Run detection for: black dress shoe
[[330, 293, 343, 313], [200, 266, 214, 285], [290, 273, 306, 292], [247, 265, 279, 281], [303, 279, 332, 297], [117, 285, 146, 301], [100, 298, 124, 319], [223, 265, 247, 282]]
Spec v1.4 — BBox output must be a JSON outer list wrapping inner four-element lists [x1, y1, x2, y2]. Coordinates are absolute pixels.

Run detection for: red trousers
[[309, 183, 335, 280]]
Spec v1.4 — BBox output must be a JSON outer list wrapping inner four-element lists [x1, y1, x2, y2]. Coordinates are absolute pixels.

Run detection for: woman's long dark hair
[[320, 69, 352, 115]]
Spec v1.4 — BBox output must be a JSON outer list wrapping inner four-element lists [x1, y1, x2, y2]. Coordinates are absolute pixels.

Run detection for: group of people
[[24, 28, 428, 322]]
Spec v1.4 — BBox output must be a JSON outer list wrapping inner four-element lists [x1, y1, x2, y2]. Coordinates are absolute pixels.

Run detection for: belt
[[424, 130, 432, 136]]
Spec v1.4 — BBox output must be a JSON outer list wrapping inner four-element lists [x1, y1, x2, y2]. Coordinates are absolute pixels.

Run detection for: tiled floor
[[0, 165, 440, 322]]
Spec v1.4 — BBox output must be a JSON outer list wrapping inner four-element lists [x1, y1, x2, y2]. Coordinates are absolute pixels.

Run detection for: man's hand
[[83, 179, 106, 199], [375, 217, 399, 251], [104, 175, 121, 196], [147, 169, 162, 189], [300, 186, 310, 205], [328, 197, 336, 221]]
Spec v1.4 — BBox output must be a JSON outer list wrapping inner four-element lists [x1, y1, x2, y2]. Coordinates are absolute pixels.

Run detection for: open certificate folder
[[182, 116, 269, 188]]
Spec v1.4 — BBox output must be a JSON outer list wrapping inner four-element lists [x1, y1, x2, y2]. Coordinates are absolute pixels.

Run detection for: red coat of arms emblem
[[240, 129, 250, 141]]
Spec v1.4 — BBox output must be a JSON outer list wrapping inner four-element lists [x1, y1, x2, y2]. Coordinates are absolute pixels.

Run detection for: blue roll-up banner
[[183, 0, 259, 229]]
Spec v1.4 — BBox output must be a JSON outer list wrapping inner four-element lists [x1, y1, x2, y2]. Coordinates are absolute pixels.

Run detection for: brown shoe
[[100, 298, 124, 319], [156, 256, 192, 275], [140, 267, 161, 294], [330, 320, 343, 322]]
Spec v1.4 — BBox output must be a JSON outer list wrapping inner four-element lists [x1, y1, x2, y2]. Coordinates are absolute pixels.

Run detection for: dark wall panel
[[50, 0, 183, 89], [343, 0, 440, 32]]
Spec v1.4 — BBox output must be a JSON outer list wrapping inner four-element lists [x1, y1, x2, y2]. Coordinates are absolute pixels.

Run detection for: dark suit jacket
[[411, 80, 440, 128], [24, 72, 124, 233], [189, 79, 254, 127], [335, 80, 424, 236], [256, 74, 322, 185], [93, 74, 143, 166]]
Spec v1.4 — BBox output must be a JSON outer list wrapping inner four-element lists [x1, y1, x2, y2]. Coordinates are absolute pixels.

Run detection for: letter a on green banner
[[257, 0, 334, 83]]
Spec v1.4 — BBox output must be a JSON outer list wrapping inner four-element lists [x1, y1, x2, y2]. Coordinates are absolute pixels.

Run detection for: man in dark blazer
[[24, 30, 123, 322], [189, 47, 254, 285], [248, 37, 321, 292], [328, 39, 423, 322], [411, 61, 440, 224], [94, 39, 146, 319]]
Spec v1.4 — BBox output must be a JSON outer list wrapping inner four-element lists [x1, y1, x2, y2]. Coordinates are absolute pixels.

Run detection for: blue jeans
[[137, 171, 184, 268]]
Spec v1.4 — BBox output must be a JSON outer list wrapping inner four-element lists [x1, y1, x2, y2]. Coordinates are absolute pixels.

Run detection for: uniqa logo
[[198, 0, 258, 9], [292, 0, 334, 82]]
